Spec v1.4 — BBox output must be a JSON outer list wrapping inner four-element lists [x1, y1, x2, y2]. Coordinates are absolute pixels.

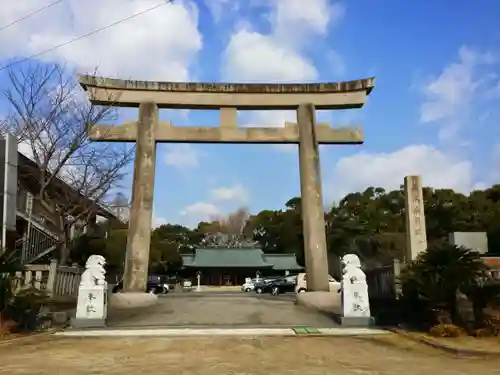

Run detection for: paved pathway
[[1, 335, 499, 375], [106, 292, 339, 328]]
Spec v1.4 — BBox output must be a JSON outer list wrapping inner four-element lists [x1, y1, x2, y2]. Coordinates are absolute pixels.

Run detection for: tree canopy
[[73, 183, 500, 274]]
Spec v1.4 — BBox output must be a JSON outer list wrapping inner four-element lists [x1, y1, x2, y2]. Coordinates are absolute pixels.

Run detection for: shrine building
[[180, 248, 303, 286]]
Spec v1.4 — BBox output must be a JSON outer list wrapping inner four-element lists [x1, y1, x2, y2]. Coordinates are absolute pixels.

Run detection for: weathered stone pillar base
[[297, 103, 330, 292], [296, 291, 341, 315], [337, 316, 375, 327], [123, 102, 158, 293], [109, 292, 158, 310], [70, 317, 106, 329]]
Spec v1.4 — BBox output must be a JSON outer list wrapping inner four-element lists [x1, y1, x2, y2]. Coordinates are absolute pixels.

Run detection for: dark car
[[253, 278, 277, 294], [257, 276, 297, 296], [112, 275, 169, 294]]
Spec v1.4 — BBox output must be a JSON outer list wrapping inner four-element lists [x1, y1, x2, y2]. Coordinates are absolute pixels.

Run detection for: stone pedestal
[[297, 103, 329, 292], [109, 292, 158, 310], [339, 254, 374, 327], [338, 316, 375, 327], [71, 255, 109, 328], [72, 286, 107, 328], [296, 291, 341, 315]]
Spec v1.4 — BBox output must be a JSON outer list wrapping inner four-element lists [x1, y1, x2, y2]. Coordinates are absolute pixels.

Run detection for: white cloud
[[205, 0, 240, 23], [487, 81, 500, 99], [0, 0, 202, 81], [419, 45, 496, 140], [180, 202, 219, 220], [325, 144, 474, 200], [272, 0, 343, 44], [222, 0, 343, 82], [210, 184, 248, 203], [163, 144, 200, 168], [221, 0, 345, 129], [222, 30, 317, 83], [179, 184, 249, 227], [240, 110, 299, 128], [153, 215, 168, 228], [17, 134, 83, 184]]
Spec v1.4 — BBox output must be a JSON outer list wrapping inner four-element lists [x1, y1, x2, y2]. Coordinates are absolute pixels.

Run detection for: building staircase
[[16, 188, 61, 264], [15, 222, 60, 264]]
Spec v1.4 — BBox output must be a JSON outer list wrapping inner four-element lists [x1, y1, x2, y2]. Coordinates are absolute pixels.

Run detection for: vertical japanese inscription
[[352, 291, 365, 312], [411, 178, 423, 241], [85, 292, 97, 316]]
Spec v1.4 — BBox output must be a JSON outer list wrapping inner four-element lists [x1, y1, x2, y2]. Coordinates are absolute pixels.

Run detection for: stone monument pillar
[[297, 103, 329, 292], [123, 102, 158, 293], [339, 254, 374, 327], [72, 255, 108, 328], [404, 175, 428, 261]]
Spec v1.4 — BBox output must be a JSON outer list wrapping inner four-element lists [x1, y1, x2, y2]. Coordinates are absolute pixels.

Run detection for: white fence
[[12, 259, 82, 301]]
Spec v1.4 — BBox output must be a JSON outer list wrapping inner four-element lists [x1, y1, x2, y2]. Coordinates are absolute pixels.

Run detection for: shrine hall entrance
[[178, 248, 304, 287]]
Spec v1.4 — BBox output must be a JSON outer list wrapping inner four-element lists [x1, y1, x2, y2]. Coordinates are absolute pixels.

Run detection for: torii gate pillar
[[298, 103, 329, 291], [122, 102, 158, 293]]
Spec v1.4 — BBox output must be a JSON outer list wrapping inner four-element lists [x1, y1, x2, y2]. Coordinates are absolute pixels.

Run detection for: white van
[[294, 273, 341, 294]]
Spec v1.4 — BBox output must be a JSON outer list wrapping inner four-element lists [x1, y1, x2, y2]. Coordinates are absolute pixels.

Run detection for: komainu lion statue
[[80, 255, 107, 287], [341, 254, 366, 284]]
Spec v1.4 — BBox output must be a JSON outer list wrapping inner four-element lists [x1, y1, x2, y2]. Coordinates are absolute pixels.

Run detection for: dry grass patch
[[420, 333, 500, 354], [0, 336, 498, 375]]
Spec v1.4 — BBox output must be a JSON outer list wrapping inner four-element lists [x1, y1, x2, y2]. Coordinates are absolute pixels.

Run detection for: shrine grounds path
[[1, 334, 499, 375], [106, 292, 340, 328]]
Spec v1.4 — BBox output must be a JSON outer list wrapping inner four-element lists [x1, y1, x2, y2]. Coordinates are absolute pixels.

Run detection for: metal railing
[[18, 224, 60, 264]]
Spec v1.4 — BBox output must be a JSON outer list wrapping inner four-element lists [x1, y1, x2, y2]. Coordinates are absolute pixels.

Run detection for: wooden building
[[180, 248, 303, 286], [0, 135, 116, 265]]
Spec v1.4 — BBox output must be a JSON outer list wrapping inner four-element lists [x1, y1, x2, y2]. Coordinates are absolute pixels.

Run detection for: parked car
[[253, 277, 278, 294], [112, 275, 170, 294], [257, 275, 297, 296], [241, 278, 257, 292], [294, 272, 340, 294]]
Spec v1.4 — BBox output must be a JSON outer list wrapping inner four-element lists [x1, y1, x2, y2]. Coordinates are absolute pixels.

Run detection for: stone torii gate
[[79, 76, 375, 300]]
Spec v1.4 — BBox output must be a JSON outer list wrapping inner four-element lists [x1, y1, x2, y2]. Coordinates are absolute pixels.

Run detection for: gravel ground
[[1, 334, 499, 375]]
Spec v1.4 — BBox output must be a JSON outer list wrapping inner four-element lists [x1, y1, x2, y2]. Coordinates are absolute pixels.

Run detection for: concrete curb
[[387, 328, 500, 357], [55, 327, 391, 338]]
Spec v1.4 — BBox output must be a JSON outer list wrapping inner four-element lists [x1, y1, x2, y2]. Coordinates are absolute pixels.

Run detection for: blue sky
[[1, 0, 499, 227]]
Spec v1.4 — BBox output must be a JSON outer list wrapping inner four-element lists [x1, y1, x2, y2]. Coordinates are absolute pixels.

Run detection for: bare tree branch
[[201, 207, 259, 248], [2, 62, 134, 264]]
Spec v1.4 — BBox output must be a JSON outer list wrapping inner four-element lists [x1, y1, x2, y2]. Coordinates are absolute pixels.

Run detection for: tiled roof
[[181, 253, 195, 266], [181, 248, 303, 270], [183, 248, 273, 268], [263, 254, 304, 271]]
